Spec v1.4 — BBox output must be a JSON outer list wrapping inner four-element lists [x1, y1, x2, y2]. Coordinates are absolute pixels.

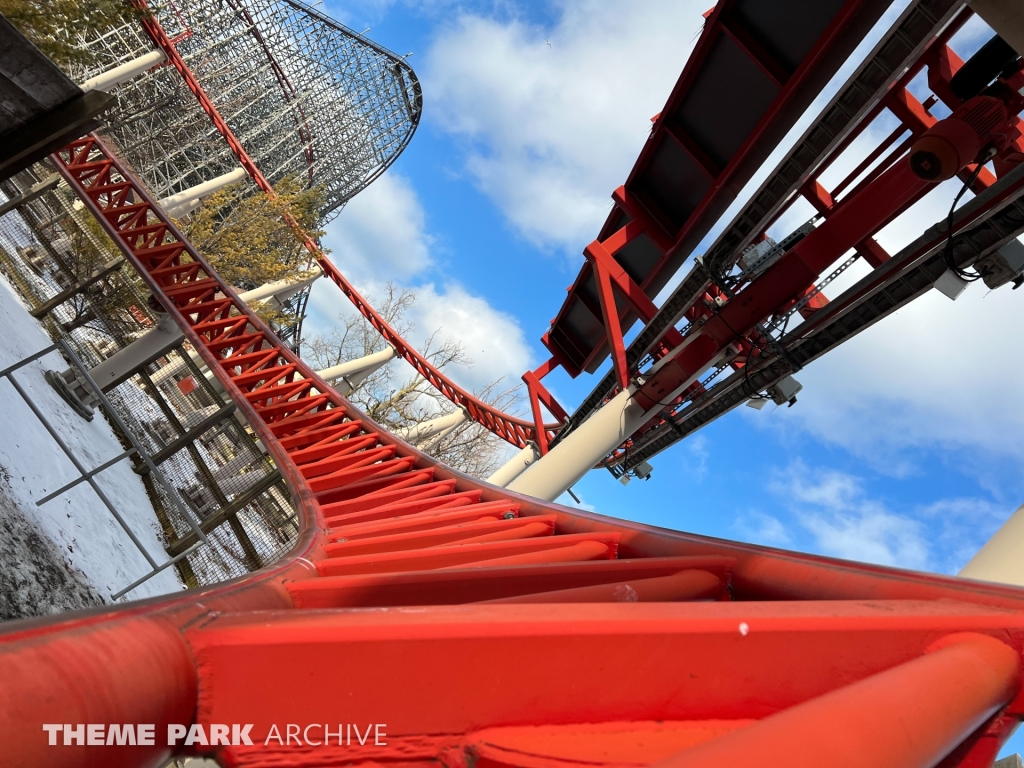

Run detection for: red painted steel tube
[[287, 556, 734, 607], [651, 632, 1020, 768], [1, 615, 196, 768], [480, 568, 722, 603]]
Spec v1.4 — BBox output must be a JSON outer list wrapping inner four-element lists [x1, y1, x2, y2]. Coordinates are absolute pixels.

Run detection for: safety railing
[[0, 339, 207, 599]]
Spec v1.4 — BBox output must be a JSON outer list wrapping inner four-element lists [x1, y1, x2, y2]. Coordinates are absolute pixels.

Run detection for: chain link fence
[[0, 159, 299, 589]]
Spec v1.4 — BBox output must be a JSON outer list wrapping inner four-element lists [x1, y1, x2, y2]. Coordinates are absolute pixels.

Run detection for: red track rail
[[135, 2, 558, 449], [5, 134, 1024, 768]]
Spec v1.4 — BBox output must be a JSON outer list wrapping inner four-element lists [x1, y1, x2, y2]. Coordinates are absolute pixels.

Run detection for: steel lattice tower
[[74, 0, 422, 221]]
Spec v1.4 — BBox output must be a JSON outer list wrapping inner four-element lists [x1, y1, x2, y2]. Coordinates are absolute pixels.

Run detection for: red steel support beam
[[584, 238, 688, 390], [633, 86, 1024, 412], [523, 358, 568, 455], [586, 242, 632, 390], [801, 179, 889, 272], [612, 185, 675, 252], [652, 633, 1020, 768]]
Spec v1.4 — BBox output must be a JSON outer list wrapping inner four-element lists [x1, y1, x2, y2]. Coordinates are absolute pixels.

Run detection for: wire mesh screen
[[0, 161, 298, 588], [0, 166, 147, 365], [71, 0, 421, 221]]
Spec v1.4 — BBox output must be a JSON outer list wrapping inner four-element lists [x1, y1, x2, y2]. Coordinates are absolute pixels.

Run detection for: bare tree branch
[[302, 283, 523, 478]]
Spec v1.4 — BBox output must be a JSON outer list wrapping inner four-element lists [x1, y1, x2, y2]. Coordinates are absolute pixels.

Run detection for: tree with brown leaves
[[182, 176, 326, 332], [1, 0, 141, 70]]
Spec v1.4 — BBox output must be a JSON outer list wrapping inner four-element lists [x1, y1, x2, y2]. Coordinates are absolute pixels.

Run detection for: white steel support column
[[236, 267, 323, 309], [317, 346, 396, 395], [507, 347, 730, 501], [486, 443, 540, 488], [418, 425, 460, 453], [159, 168, 248, 219], [958, 503, 1024, 586], [395, 408, 468, 443], [89, 314, 185, 392], [78, 50, 167, 92], [45, 314, 184, 417]]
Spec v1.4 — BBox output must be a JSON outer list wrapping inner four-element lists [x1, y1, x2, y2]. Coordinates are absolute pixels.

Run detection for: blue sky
[[304, 0, 1024, 718]]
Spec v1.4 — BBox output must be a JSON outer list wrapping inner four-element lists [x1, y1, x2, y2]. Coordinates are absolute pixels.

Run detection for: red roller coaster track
[[546, 0, 1024, 473], [135, 1, 560, 450], [4, 2, 1024, 765], [2, 132, 1024, 768]]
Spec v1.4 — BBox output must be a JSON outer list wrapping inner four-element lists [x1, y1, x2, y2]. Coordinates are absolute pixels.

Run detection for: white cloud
[[759, 179, 1024, 477], [305, 171, 534, 397], [736, 14, 1023, 482], [424, 0, 705, 253], [769, 461, 931, 570], [733, 511, 791, 547], [681, 433, 709, 482], [917, 496, 1011, 574], [801, 504, 930, 570], [406, 281, 533, 390], [764, 462, 1018, 573], [322, 172, 432, 281]]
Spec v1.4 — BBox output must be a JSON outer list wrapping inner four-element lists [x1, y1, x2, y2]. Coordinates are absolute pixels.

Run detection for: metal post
[[959, 503, 1024, 586], [317, 345, 396, 394], [417, 418, 466, 454], [0, 343, 200, 590], [508, 346, 728, 501], [0, 174, 60, 217], [394, 408, 468, 443], [47, 313, 184, 416], [233, 267, 322, 306], [4, 370, 159, 569], [157, 167, 247, 218], [487, 443, 540, 488], [61, 341, 210, 548], [51, 271, 324, 412], [29, 256, 126, 319], [78, 49, 167, 92]]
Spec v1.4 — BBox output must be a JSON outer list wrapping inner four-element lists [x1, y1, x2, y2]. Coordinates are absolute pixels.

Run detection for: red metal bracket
[[522, 359, 569, 455], [584, 237, 688, 390]]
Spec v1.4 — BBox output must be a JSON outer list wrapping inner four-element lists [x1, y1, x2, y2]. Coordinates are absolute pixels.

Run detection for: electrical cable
[[943, 158, 992, 282]]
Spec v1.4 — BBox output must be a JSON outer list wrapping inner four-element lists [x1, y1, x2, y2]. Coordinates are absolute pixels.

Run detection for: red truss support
[[2, 135, 1024, 768], [584, 227, 686, 391]]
